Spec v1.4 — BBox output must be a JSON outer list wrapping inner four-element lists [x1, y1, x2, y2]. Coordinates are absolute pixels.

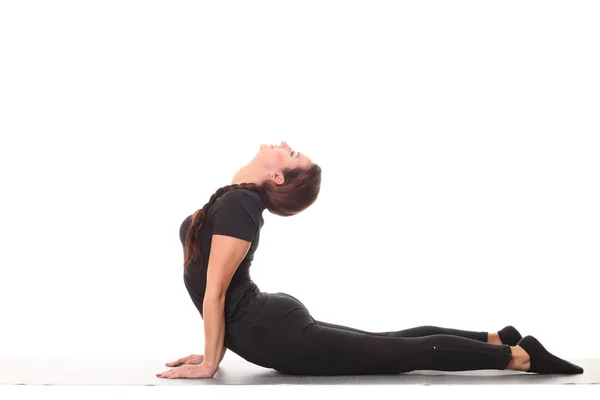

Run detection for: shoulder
[[219, 188, 261, 207], [210, 188, 265, 241], [212, 188, 265, 218]]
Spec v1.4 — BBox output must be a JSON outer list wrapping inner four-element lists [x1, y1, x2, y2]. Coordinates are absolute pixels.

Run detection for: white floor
[[1, 358, 598, 386], [1, 385, 600, 400]]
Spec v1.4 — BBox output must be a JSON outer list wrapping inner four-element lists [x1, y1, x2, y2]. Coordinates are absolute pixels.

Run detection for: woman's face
[[257, 141, 313, 172]]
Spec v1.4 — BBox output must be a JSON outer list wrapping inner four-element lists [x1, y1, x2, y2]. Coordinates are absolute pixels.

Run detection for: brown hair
[[183, 163, 322, 276]]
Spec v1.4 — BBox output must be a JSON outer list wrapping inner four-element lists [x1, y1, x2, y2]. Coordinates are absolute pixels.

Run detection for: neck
[[231, 164, 264, 186]]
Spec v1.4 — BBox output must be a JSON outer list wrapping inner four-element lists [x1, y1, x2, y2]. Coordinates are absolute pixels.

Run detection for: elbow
[[203, 291, 226, 303]]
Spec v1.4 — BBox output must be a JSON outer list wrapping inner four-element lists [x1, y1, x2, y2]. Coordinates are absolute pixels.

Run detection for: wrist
[[201, 361, 219, 372]]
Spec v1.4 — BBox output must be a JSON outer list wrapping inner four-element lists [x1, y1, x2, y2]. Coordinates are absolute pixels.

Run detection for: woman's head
[[253, 141, 314, 184], [245, 141, 320, 216], [183, 141, 321, 270]]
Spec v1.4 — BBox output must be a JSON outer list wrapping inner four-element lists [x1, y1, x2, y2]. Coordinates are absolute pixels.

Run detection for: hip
[[226, 291, 316, 368]]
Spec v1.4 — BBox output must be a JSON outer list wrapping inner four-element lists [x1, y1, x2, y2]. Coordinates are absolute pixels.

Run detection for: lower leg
[[316, 320, 520, 345], [315, 320, 487, 341], [395, 334, 515, 372]]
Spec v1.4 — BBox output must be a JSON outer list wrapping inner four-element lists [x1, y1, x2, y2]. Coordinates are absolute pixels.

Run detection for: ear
[[270, 171, 285, 185]]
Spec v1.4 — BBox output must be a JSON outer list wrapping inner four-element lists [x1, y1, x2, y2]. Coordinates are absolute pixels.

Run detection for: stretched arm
[[202, 296, 226, 369], [201, 234, 251, 370], [219, 346, 227, 362]]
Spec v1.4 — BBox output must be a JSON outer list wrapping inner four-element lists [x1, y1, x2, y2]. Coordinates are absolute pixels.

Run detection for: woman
[[157, 141, 584, 379]]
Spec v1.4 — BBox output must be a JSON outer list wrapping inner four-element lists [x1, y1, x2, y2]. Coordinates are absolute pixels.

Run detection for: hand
[[165, 353, 204, 367], [156, 362, 217, 379]]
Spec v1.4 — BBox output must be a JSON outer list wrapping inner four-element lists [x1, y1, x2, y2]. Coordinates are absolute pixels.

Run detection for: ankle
[[507, 345, 531, 371], [487, 332, 502, 345]]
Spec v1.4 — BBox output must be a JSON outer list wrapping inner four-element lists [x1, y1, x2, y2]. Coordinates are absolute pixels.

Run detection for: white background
[[1, 0, 598, 368]]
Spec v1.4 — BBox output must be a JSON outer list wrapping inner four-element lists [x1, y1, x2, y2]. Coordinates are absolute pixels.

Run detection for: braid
[[183, 182, 266, 276]]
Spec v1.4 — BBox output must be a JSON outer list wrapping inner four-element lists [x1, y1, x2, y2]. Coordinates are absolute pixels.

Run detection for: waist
[[199, 279, 259, 306]]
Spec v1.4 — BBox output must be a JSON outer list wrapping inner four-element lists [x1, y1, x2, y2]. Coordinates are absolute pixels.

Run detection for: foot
[[506, 345, 531, 371], [517, 335, 584, 374], [489, 325, 523, 345], [498, 325, 523, 345]]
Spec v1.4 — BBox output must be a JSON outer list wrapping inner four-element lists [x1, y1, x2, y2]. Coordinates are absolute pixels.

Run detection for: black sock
[[518, 335, 584, 374], [497, 325, 522, 346]]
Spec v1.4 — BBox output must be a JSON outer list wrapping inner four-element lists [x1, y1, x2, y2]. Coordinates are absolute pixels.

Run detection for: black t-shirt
[[179, 188, 268, 341]]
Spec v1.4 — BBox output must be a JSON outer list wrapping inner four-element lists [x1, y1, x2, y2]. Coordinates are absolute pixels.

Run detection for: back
[[179, 188, 268, 340]]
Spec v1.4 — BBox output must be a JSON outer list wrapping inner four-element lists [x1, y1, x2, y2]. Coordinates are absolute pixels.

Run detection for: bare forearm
[[219, 346, 227, 362], [202, 296, 226, 369]]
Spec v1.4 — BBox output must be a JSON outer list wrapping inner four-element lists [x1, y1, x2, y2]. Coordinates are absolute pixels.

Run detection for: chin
[[253, 145, 268, 163]]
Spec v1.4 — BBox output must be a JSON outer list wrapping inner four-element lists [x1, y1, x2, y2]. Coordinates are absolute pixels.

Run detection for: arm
[[220, 346, 227, 362], [201, 233, 251, 370]]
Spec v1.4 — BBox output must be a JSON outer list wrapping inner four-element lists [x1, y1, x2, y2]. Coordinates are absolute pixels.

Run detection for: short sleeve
[[210, 190, 260, 242]]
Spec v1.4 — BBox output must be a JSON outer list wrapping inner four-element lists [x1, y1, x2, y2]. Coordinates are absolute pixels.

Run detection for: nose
[[280, 141, 290, 149]]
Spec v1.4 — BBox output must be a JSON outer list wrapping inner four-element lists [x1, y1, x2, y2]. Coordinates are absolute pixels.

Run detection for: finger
[[157, 367, 177, 377], [167, 354, 195, 366], [166, 362, 182, 367], [166, 358, 185, 367], [156, 369, 168, 378], [158, 365, 186, 378]]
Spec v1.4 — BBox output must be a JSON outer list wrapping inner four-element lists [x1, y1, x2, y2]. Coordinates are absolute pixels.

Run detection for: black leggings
[[227, 292, 513, 375]]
